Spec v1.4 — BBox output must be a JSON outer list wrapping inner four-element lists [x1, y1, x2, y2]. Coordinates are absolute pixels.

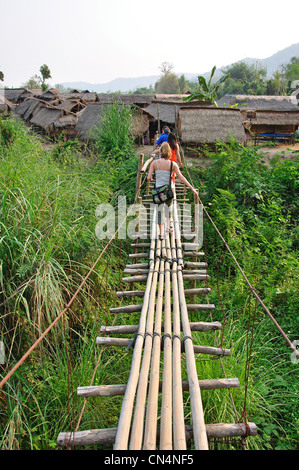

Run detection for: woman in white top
[[147, 142, 198, 239]]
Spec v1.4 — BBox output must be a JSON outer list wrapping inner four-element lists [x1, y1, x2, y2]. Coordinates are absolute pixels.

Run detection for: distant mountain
[[61, 75, 160, 94], [61, 43, 299, 93]]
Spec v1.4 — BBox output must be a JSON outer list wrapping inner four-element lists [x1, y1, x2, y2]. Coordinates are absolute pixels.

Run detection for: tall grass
[[0, 114, 138, 449], [186, 140, 299, 449]]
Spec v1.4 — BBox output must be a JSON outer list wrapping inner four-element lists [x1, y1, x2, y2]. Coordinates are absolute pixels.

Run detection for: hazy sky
[[1, 0, 299, 88]]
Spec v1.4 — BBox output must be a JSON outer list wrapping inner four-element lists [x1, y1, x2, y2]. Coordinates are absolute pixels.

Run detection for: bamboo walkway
[[57, 158, 257, 450]]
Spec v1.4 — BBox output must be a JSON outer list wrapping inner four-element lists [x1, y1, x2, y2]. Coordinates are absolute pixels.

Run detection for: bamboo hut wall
[[177, 107, 246, 144]]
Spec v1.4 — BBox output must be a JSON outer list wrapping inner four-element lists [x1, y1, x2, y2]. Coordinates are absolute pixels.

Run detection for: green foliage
[[92, 101, 134, 156], [183, 66, 230, 105], [186, 140, 299, 449]]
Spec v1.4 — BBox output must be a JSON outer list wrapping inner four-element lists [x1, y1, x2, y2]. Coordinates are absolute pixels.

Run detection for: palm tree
[[183, 66, 230, 106]]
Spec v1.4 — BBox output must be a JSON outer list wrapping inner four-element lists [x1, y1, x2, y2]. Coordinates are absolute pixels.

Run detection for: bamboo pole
[[173, 199, 209, 450], [128, 232, 161, 449], [143, 240, 165, 449], [57, 422, 257, 447], [171, 202, 187, 450], [77, 378, 240, 398], [113, 207, 157, 450], [159, 236, 172, 449], [100, 321, 221, 335]]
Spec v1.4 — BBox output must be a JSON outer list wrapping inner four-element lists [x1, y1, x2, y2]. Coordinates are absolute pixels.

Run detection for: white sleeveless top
[[155, 160, 172, 188]]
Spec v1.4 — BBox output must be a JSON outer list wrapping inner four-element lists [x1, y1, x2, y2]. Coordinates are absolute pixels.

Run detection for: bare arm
[[173, 162, 197, 195], [176, 144, 183, 168], [147, 161, 156, 180]]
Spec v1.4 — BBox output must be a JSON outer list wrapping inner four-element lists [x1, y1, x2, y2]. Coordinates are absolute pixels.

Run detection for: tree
[[159, 61, 174, 77], [178, 74, 188, 93], [22, 75, 42, 90], [220, 62, 267, 96], [282, 56, 299, 93], [155, 61, 180, 94], [156, 74, 180, 94], [40, 64, 52, 91], [0, 71, 4, 82], [183, 66, 230, 106]]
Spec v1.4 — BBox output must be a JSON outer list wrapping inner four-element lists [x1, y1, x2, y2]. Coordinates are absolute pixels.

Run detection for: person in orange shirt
[[168, 132, 183, 183]]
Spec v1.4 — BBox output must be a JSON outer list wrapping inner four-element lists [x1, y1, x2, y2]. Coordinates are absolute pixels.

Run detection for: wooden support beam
[[100, 321, 221, 335], [77, 377, 240, 397], [57, 422, 257, 447], [116, 290, 145, 297], [96, 336, 230, 356], [109, 303, 215, 314]]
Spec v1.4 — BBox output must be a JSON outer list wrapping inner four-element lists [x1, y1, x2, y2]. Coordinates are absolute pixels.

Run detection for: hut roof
[[75, 103, 104, 140], [252, 109, 299, 125], [0, 93, 14, 113], [154, 94, 189, 102], [3, 88, 34, 103], [216, 94, 298, 110], [62, 91, 98, 103], [40, 88, 61, 101], [75, 102, 156, 140], [96, 93, 154, 106], [53, 114, 78, 129], [15, 97, 42, 121], [30, 107, 63, 132], [177, 106, 246, 144], [144, 102, 177, 124], [56, 98, 86, 114]]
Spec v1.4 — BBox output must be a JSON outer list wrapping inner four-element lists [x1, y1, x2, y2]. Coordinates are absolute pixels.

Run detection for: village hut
[[56, 98, 86, 114], [15, 97, 42, 122], [217, 94, 298, 115], [29, 106, 64, 135], [96, 93, 154, 108], [0, 93, 14, 114], [3, 88, 36, 104], [144, 99, 213, 143], [75, 102, 155, 143], [39, 88, 61, 102], [246, 109, 299, 144], [62, 90, 98, 103], [177, 106, 246, 146]]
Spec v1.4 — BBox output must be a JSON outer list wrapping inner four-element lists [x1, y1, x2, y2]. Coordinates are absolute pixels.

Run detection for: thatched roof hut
[[16, 97, 42, 121], [62, 91, 98, 103], [217, 94, 298, 111], [253, 109, 299, 125], [75, 102, 155, 142], [0, 93, 14, 113], [3, 88, 35, 104], [177, 106, 246, 145], [96, 93, 154, 108], [56, 98, 86, 114], [30, 107, 63, 134], [246, 109, 299, 144], [39, 88, 61, 101], [75, 103, 104, 140]]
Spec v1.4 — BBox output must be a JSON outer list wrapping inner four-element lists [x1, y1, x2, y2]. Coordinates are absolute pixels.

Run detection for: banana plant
[[183, 66, 230, 106]]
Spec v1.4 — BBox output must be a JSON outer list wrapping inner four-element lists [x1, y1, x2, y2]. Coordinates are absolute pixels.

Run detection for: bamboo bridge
[[57, 154, 257, 450]]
